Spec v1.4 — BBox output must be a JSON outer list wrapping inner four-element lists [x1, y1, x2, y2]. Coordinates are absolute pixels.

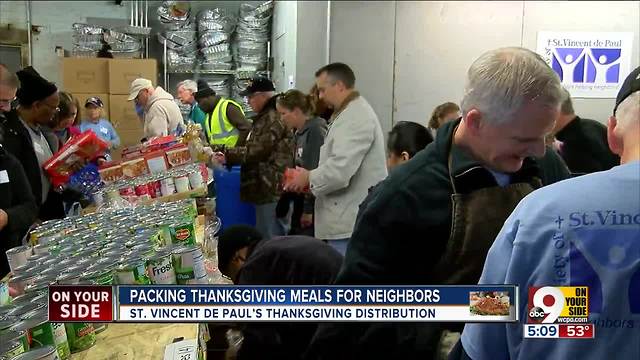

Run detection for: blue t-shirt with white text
[[461, 161, 640, 359]]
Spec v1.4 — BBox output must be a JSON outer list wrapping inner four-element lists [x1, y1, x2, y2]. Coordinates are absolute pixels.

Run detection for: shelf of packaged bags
[[168, 69, 236, 75], [81, 186, 208, 215], [71, 323, 207, 359]]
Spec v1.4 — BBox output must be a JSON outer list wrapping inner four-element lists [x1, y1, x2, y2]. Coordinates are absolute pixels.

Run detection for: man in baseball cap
[[454, 66, 640, 360], [127, 78, 184, 138], [213, 77, 294, 240]]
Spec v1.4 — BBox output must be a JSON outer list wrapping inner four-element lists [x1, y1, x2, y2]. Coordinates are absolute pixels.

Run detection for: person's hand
[[96, 157, 108, 166], [212, 152, 226, 165], [300, 213, 313, 228], [0, 209, 8, 231], [286, 167, 310, 193]]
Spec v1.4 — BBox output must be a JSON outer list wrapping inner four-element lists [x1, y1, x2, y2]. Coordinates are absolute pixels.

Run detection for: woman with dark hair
[[276, 89, 328, 236], [386, 121, 433, 170], [428, 102, 460, 132], [51, 92, 81, 146]]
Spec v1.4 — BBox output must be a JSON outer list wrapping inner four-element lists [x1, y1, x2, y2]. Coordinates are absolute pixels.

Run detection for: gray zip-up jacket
[[309, 95, 388, 240], [295, 117, 328, 213]]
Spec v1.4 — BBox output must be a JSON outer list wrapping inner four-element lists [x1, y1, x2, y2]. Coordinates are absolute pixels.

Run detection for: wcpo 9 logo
[[528, 286, 589, 324]]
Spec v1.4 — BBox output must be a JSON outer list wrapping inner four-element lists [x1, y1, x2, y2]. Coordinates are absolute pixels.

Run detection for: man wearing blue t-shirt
[[453, 67, 640, 360]]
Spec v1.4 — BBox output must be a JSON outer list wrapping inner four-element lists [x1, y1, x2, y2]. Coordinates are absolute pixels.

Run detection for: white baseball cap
[[128, 78, 153, 101]]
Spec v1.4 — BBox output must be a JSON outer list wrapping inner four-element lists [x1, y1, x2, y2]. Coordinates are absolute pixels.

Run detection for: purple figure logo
[[551, 47, 622, 84]]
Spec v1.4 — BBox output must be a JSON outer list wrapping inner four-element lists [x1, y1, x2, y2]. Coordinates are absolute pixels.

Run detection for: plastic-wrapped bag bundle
[[234, 1, 274, 71], [232, 78, 254, 114], [202, 76, 232, 98], [104, 29, 142, 58], [71, 23, 104, 57], [158, 2, 197, 70], [157, 1, 193, 31], [198, 8, 236, 71]]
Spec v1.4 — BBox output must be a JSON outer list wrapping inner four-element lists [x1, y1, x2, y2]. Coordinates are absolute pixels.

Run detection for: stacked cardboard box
[[62, 58, 158, 161]]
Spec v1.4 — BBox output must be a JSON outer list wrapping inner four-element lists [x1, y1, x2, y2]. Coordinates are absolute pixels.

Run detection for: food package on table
[[121, 157, 149, 178], [43, 130, 109, 188], [98, 161, 124, 183], [283, 167, 309, 193], [165, 144, 192, 167], [145, 150, 169, 174]]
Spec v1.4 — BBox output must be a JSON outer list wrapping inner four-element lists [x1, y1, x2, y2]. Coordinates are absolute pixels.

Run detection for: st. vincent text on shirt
[[567, 210, 640, 227]]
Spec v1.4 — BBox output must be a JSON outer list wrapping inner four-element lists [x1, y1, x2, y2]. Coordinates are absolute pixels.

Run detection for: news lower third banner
[[48, 285, 519, 323]]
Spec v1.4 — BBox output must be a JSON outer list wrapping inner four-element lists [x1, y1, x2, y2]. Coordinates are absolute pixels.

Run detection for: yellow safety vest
[[205, 98, 245, 147]]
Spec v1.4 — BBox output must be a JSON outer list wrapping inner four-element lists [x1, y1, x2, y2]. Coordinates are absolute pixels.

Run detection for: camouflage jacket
[[225, 95, 295, 205]]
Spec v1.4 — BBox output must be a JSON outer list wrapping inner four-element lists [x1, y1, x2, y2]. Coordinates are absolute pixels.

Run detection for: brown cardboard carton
[[109, 95, 143, 131], [108, 59, 158, 94], [72, 93, 110, 122], [61, 58, 109, 93]]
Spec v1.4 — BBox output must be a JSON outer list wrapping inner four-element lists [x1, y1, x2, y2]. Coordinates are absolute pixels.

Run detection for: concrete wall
[[325, 1, 640, 131], [295, 1, 328, 92], [329, 1, 396, 135], [271, 0, 297, 92]]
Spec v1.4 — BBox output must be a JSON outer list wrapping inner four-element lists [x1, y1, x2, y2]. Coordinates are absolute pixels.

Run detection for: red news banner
[[49, 286, 114, 322]]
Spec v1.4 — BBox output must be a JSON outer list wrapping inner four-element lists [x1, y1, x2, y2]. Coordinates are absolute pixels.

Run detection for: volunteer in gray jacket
[[286, 63, 387, 254], [128, 78, 185, 139], [276, 89, 328, 236]]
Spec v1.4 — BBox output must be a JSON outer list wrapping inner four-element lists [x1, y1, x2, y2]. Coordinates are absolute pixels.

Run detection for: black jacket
[[556, 116, 620, 175], [0, 109, 65, 221], [0, 144, 38, 277], [236, 235, 343, 360], [305, 119, 571, 360]]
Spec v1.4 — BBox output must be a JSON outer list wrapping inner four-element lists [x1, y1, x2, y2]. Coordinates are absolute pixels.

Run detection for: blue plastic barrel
[[214, 166, 256, 230]]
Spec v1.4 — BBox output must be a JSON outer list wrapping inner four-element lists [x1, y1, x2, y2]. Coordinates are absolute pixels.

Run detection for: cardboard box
[[109, 95, 143, 131], [109, 59, 158, 94], [72, 93, 110, 121], [119, 129, 145, 148], [62, 58, 109, 93]]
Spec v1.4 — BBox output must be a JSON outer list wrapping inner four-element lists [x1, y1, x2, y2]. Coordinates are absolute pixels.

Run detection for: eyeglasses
[[0, 96, 16, 105], [40, 101, 60, 113]]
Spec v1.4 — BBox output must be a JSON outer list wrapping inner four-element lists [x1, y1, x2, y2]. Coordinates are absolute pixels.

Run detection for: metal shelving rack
[[163, 40, 272, 87]]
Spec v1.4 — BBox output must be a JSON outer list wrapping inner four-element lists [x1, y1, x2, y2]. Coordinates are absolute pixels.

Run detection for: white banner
[[118, 305, 516, 322], [536, 31, 634, 98]]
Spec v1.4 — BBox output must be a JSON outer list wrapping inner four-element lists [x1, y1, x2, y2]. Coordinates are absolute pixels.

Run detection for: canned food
[[56, 271, 83, 285], [1, 315, 15, 331], [93, 190, 104, 207], [80, 268, 114, 286], [115, 260, 150, 285], [0, 338, 25, 358], [1, 329, 30, 355], [16, 310, 70, 359], [160, 176, 176, 196], [11, 262, 37, 275], [0, 303, 15, 319], [33, 243, 50, 255], [169, 220, 196, 246], [118, 183, 135, 197], [9, 345, 59, 360], [147, 252, 177, 284], [188, 167, 205, 189], [172, 246, 206, 285], [174, 172, 191, 193], [5, 245, 32, 273], [93, 322, 108, 334], [11, 291, 46, 306], [24, 275, 57, 294], [9, 271, 40, 295], [64, 322, 96, 353], [7, 302, 46, 320], [134, 182, 151, 201]]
